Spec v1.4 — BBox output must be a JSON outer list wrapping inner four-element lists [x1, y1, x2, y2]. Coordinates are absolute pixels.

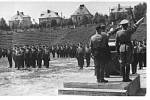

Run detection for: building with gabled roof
[[71, 4, 93, 25], [109, 4, 133, 22], [9, 11, 32, 29], [39, 9, 61, 26]]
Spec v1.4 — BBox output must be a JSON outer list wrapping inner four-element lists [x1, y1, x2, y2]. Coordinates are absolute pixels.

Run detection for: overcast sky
[[0, 1, 143, 23]]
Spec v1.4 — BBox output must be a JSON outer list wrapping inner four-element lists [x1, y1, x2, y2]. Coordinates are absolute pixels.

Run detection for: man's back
[[90, 32, 108, 50]]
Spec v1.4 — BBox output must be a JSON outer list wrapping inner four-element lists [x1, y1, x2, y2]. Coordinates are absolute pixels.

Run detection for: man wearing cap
[[116, 17, 144, 82], [90, 24, 120, 83]]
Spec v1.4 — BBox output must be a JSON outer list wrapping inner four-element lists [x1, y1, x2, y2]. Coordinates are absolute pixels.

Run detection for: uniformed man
[[15, 47, 21, 70], [20, 48, 25, 69], [84, 44, 91, 67], [6, 49, 13, 68], [51, 46, 56, 58], [24, 47, 30, 69], [116, 17, 144, 82], [30, 47, 37, 68], [12, 46, 17, 68], [131, 40, 139, 74], [90, 24, 120, 83], [37, 47, 43, 68], [56, 45, 60, 58], [69, 45, 73, 58], [2, 48, 7, 58], [142, 40, 146, 67], [72, 44, 77, 58], [0, 48, 2, 59], [43, 47, 50, 68], [76, 43, 84, 69], [138, 41, 144, 69]]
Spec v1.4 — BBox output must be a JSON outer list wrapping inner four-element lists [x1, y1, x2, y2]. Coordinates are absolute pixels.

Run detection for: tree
[[67, 18, 73, 25], [51, 19, 57, 27], [134, 2, 147, 21], [93, 12, 99, 24], [0, 18, 9, 30], [93, 13, 106, 24]]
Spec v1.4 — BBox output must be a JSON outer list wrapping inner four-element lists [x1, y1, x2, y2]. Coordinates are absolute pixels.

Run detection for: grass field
[[0, 23, 147, 48]]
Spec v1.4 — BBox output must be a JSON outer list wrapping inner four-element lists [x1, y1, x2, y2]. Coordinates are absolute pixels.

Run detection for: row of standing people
[[52, 45, 77, 58], [0, 44, 78, 69]]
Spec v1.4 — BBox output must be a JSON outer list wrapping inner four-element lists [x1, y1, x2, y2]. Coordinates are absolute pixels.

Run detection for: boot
[[125, 65, 132, 82], [121, 65, 126, 82]]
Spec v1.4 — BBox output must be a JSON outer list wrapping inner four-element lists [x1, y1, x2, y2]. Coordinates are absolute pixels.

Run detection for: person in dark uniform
[[37, 48, 43, 68], [15, 48, 21, 70], [116, 17, 144, 82], [84, 44, 91, 67], [6, 49, 13, 68], [142, 40, 146, 67], [51, 46, 56, 58], [56, 45, 60, 58], [43, 47, 50, 68], [24, 47, 30, 69], [138, 41, 144, 69], [131, 40, 139, 74], [20, 48, 25, 69], [30, 47, 37, 68], [60, 46, 63, 58], [69, 45, 73, 58], [0, 48, 2, 59], [12, 47, 17, 68], [76, 43, 84, 69], [72, 44, 77, 58], [2, 48, 7, 58], [90, 24, 120, 83]]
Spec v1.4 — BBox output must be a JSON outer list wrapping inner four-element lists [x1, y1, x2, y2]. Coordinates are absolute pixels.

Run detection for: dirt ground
[[0, 57, 146, 96]]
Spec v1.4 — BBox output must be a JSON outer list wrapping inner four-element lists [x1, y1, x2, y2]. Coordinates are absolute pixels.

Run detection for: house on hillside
[[71, 4, 93, 25], [9, 11, 32, 29], [109, 4, 133, 22], [39, 10, 62, 26]]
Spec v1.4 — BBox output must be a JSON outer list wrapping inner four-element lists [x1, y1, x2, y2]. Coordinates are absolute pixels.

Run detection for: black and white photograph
[[0, 0, 147, 96]]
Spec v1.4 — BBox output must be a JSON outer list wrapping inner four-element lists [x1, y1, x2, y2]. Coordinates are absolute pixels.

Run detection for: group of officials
[[0, 17, 146, 83], [89, 17, 145, 83]]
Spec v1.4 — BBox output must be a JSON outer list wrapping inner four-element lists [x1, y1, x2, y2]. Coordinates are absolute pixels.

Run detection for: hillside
[[0, 23, 146, 48], [131, 23, 147, 41]]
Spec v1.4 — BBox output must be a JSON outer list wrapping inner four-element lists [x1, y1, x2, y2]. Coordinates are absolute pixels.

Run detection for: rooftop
[[110, 4, 132, 13], [39, 10, 60, 19], [72, 4, 92, 16], [10, 11, 30, 21]]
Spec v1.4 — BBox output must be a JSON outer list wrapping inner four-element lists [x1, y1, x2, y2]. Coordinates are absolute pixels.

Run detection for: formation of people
[[0, 44, 91, 70]]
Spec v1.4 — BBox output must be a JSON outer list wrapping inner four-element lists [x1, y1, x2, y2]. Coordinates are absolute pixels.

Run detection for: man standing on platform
[[116, 17, 144, 82], [90, 24, 120, 83]]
